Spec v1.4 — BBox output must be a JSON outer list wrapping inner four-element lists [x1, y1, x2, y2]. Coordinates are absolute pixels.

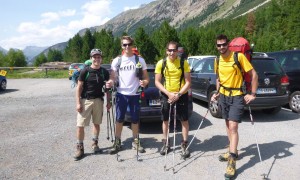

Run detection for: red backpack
[[228, 37, 252, 92]]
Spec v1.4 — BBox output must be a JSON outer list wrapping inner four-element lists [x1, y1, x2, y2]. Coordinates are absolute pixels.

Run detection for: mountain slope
[[85, 0, 269, 36]]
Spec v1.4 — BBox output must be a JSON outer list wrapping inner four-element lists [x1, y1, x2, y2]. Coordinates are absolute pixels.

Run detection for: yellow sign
[[0, 70, 7, 76]]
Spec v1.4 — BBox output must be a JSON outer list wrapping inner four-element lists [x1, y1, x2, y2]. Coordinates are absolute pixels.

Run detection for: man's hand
[[106, 102, 112, 110], [167, 92, 180, 104], [139, 80, 148, 88], [244, 94, 256, 104], [76, 103, 83, 113], [211, 93, 220, 102], [106, 80, 113, 89]]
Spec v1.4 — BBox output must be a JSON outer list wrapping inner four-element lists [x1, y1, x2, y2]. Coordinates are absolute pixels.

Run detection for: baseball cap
[[90, 48, 102, 57]]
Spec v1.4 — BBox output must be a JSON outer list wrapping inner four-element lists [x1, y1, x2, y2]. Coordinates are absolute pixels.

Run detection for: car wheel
[[209, 91, 222, 118], [262, 106, 281, 114], [289, 91, 300, 113], [0, 80, 6, 91]]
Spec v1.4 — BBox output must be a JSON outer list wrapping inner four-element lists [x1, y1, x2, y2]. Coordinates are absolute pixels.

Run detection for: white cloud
[[0, 0, 112, 50], [123, 6, 139, 11]]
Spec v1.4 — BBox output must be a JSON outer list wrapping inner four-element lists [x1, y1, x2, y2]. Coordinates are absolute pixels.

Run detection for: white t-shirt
[[111, 55, 147, 95]]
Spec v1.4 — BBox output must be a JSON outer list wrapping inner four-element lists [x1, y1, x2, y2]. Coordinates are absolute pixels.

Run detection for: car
[[0, 69, 7, 91], [190, 56, 289, 118], [252, 52, 268, 57], [124, 65, 194, 122], [187, 55, 216, 70], [266, 50, 300, 113], [68, 63, 85, 80]]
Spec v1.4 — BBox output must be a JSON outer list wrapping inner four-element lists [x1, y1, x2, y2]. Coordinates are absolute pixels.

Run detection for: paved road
[[0, 79, 299, 180]]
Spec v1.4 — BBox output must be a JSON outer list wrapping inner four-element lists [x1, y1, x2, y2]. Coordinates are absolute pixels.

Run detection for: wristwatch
[[177, 93, 182, 97], [251, 92, 256, 96]]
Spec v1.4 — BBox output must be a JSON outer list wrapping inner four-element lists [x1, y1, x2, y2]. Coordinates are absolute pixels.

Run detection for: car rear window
[[147, 68, 155, 87], [251, 58, 283, 76]]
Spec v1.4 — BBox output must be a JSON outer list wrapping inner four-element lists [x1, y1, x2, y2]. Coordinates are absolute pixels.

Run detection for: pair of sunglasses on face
[[167, 49, 178, 52], [122, 43, 133, 47], [216, 42, 228, 47]]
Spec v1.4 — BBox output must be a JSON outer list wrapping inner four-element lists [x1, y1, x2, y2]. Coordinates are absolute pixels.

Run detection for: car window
[[202, 58, 215, 73], [284, 52, 300, 71], [251, 59, 283, 77], [147, 69, 155, 87], [192, 60, 205, 73]]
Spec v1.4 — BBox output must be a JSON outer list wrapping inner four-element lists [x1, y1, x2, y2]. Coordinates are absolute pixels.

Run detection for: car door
[[191, 59, 206, 100], [200, 58, 217, 100]]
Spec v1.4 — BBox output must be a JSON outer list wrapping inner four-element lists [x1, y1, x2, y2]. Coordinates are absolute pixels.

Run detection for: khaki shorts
[[77, 98, 104, 127]]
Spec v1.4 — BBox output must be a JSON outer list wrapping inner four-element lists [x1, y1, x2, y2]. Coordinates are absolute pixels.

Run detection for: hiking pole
[[104, 83, 111, 141], [106, 110, 110, 141], [136, 86, 144, 162], [172, 103, 177, 174], [184, 108, 209, 152], [248, 105, 267, 179], [164, 103, 172, 172], [110, 88, 116, 143]]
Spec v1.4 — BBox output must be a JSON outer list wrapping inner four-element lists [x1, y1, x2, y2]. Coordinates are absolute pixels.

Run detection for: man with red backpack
[[211, 34, 258, 179]]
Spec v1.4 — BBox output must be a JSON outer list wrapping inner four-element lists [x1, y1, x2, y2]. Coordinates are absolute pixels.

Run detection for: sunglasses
[[167, 49, 178, 52], [122, 43, 133, 47], [216, 42, 228, 47]]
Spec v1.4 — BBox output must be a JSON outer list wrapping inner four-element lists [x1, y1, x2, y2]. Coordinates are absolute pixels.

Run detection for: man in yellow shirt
[[155, 41, 191, 157], [211, 34, 258, 178]]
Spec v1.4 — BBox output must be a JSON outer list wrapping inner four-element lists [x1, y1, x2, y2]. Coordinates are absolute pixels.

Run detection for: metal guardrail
[[0, 66, 68, 77]]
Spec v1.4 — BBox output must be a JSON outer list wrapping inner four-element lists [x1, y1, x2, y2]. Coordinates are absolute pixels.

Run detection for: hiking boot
[[180, 141, 190, 158], [219, 151, 239, 162], [159, 139, 170, 155], [224, 155, 237, 178], [132, 138, 145, 153], [91, 139, 102, 154], [74, 144, 84, 160], [109, 138, 121, 155]]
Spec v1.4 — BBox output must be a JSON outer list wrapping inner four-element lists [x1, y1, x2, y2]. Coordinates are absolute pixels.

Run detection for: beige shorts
[[77, 98, 104, 127]]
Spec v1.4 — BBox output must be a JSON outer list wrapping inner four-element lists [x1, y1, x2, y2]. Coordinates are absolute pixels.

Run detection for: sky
[[0, 0, 155, 50]]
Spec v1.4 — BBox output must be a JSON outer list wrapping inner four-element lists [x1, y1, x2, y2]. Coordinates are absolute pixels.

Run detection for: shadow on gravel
[[237, 140, 294, 179], [173, 135, 229, 173], [0, 89, 18, 94], [133, 111, 213, 135], [242, 109, 300, 123]]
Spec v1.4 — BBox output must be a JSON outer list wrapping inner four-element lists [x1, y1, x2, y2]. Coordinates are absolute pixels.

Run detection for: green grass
[[6, 69, 69, 79]]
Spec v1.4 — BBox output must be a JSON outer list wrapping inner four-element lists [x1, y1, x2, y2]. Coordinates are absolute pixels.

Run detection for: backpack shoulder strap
[[116, 55, 122, 69], [216, 57, 220, 78], [179, 56, 185, 88], [134, 54, 139, 64], [161, 58, 167, 76], [84, 66, 91, 81], [233, 52, 242, 72]]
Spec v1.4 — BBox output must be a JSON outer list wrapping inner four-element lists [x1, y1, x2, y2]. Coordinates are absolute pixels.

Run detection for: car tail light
[[141, 91, 145, 99], [281, 75, 289, 86], [188, 88, 192, 96]]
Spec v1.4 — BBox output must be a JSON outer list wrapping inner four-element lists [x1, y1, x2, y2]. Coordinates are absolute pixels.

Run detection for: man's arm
[[76, 80, 84, 112], [244, 68, 258, 104], [140, 69, 149, 87], [178, 72, 191, 95]]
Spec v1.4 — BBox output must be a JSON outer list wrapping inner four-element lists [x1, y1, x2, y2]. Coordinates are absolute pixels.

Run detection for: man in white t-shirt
[[106, 36, 149, 155]]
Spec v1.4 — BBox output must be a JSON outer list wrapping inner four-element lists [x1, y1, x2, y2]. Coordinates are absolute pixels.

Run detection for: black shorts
[[161, 92, 189, 121], [219, 94, 244, 123]]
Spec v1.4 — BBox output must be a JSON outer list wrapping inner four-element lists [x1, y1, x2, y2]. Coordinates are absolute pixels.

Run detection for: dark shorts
[[115, 93, 140, 124], [161, 92, 189, 121], [219, 94, 244, 123]]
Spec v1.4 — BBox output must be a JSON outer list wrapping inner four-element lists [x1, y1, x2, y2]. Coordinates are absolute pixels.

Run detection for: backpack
[[161, 56, 185, 90], [216, 37, 252, 95], [71, 65, 104, 88]]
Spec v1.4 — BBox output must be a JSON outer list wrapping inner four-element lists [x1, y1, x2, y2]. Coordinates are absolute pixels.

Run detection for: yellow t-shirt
[[155, 57, 190, 93], [214, 52, 253, 96]]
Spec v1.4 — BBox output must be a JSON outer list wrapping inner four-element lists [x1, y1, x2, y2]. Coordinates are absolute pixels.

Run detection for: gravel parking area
[[1, 79, 300, 179]]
